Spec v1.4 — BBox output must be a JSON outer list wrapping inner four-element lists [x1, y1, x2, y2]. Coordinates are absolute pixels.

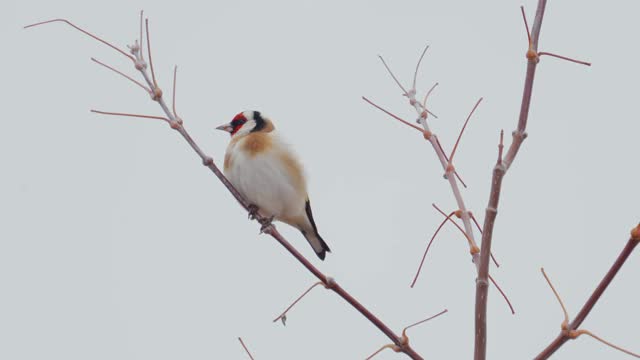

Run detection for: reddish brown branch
[[90, 110, 170, 124], [538, 52, 591, 66], [362, 96, 425, 133], [448, 98, 483, 165], [91, 57, 151, 93], [24, 19, 136, 63], [238, 337, 255, 360], [535, 236, 640, 359], [273, 281, 324, 325], [475, 2, 548, 358], [411, 211, 456, 288]]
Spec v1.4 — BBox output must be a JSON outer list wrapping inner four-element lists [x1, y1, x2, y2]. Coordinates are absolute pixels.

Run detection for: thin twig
[[576, 330, 640, 358], [412, 45, 430, 92], [365, 344, 396, 360], [91, 57, 151, 93], [411, 212, 456, 288], [24, 19, 136, 63], [488, 274, 515, 314], [172, 65, 180, 118], [145, 19, 158, 88], [401, 309, 448, 337], [90, 109, 170, 124], [138, 11, 145, 61], [422, 82, 439, 109], [538, 52, 591, 66], [540, 268, 569, 327], [448, 98, 483, 165], [362, 97, 425, 133], [238, 337, 255, 360], [273, 282, 324, 325], [378, 55, 409, 95], [432, 203, 475, 250], [520, 6, 531, 43]]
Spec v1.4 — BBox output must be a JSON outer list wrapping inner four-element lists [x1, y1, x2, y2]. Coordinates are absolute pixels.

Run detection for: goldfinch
[[216, 111, 331, 260]]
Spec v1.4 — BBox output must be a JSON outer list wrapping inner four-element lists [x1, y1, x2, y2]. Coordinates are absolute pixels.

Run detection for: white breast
[[224, 135, 307, 221]]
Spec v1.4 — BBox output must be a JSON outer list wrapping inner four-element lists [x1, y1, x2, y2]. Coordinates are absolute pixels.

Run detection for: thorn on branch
[[24, 18, 136, 63]]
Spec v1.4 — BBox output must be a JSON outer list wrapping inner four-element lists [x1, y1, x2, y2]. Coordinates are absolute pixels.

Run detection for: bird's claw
[[247, 204, 259, 220], [259, 216, 275, 234]]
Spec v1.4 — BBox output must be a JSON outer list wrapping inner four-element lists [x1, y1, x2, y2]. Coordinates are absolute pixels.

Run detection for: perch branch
[[26, 15, 425, 360]]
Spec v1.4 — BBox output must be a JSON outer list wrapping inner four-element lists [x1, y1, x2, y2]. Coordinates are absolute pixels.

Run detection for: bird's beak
[[216, 123, 234, 133]]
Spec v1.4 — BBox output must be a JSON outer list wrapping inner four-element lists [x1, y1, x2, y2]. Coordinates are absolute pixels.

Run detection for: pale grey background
[[2, 0, 639, 359]]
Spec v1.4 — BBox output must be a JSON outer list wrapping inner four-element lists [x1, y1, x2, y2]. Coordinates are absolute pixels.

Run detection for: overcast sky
[[2, 0, 639, 359]]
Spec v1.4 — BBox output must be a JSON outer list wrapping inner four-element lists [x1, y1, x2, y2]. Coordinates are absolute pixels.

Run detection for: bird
[[216, 111, 331, 260]]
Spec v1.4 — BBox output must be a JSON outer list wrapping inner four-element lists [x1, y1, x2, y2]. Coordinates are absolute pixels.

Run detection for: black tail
[[304, 200, 331, 260]]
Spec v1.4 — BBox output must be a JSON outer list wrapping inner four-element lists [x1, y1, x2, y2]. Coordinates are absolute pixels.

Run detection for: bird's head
[[216, 111, 273, 137]]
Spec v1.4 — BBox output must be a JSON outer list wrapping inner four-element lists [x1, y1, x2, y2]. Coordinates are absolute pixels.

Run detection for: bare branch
[[172, 65, 181, 119], [365, 344, 397, 360], [448, 97, 483, 166], [238, 337, 255, 360], [273, 282, 324, 325], [488, 274, 515, 314], [24, 19, 136, 63], [540, 267, 570, 328], [412, 45, 430, 92], [421, 82, 439, 109], [411, 211, 456, 288], [378, 55, 409, 95], [538, 52, 591, 66], [91, 57, 151, 93], [138, 11, 145, 62], [91, 109, 171, 124], [520, 6, 531, 44], [401, 309, 448, 337], [145, 18, 159, 89], [575, 330, 640, 358], [362, 97, 426, 133]]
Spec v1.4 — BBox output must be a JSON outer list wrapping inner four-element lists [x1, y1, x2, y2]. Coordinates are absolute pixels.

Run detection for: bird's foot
[[247, 204, 260, 220], [259, 216, 275, 234]]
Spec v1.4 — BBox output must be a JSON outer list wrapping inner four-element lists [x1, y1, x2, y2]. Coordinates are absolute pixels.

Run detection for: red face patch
[[230, 113, 248, 135]]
